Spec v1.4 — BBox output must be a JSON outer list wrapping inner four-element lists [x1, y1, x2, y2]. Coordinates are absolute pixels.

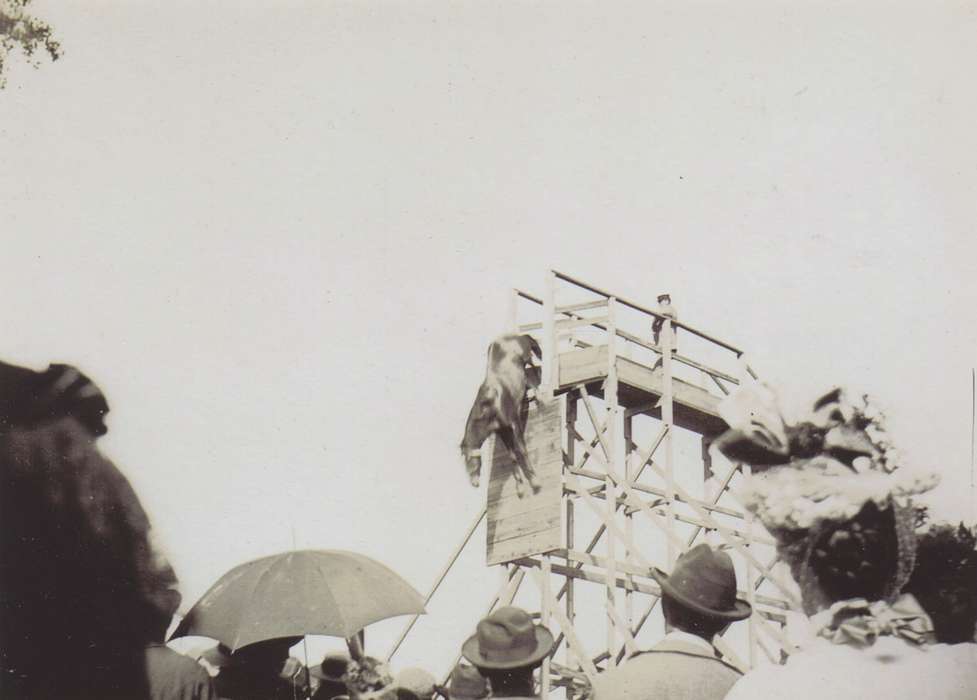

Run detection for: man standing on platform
[[652, 294, 678, 352], [462, 606, 554, 700], [590, 544, 751, 700]]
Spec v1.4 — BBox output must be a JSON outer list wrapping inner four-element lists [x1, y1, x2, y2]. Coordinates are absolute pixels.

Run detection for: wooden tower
[[389, 271, 800, 695]]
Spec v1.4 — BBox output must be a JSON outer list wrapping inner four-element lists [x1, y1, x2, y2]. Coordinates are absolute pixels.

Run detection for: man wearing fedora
[[462, 606, 554, 699], [591, 544, 751, 700]]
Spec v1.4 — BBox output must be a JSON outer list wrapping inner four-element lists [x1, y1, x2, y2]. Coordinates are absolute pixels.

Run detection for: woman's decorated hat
[[713, 383, 938, 605]]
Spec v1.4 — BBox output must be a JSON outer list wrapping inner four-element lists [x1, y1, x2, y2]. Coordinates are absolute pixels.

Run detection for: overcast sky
[[2, 0, 975, 672]]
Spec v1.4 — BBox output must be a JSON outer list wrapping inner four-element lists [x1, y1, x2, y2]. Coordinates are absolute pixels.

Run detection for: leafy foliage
[[904, 521, 977, 643], [0, 0, 61, 88]]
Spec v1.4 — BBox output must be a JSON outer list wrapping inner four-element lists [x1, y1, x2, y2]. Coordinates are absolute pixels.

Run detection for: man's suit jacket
[[590, 638, 742, 700]]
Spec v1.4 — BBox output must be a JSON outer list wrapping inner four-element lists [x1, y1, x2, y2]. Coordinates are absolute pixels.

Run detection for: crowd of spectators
[[2, 361, 974, 700]]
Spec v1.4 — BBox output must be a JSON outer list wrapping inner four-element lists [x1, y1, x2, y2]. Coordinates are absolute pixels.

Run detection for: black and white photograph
[[1, 2, 975, 699]]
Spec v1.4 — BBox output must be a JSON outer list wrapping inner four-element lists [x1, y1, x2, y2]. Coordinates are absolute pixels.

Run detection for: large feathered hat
[[713, 384, 938, 610]]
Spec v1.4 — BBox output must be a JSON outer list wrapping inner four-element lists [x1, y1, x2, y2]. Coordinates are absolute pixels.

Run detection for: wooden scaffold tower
[[388, 270, 801, 696]]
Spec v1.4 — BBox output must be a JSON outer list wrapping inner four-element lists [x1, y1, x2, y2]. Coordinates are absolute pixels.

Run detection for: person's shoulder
[[723, 662, 793, 700], [590, 649, 736, 700], [145, 645, 211, 680], [632, 644, 742, 676]]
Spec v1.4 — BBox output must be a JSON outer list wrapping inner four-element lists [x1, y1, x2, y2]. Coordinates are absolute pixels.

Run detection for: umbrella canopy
[[170, 549, 425, 651]]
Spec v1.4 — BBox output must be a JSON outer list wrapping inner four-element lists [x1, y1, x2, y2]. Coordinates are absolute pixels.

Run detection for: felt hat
[[443, 664, 490, 700], [461, 606, 554, 670], [311, 652, 350, 683], [394, 668, 436, 700], [651, 544, 752, 621]]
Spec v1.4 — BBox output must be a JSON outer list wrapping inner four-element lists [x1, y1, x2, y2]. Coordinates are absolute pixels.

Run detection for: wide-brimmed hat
[[461, 606, 554, 670], [441, 664, 490, 700], [310, 652, 350, 684], [714, 384, 940, 610], [651, 544, 752, 621]]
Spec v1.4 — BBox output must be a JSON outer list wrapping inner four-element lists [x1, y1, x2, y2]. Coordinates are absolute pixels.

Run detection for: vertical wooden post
[[662, 317, 677, 567], [542, 271, 557, 399], [564, 393, 577, 688], [623, 414, 635, 639], [605, 297, 619, 665], [541, 556, 552, 698]]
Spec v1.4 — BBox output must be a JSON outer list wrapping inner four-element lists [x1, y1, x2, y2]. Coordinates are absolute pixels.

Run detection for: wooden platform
[[485, 398, 563, 566], [557, 345, 727, 436]]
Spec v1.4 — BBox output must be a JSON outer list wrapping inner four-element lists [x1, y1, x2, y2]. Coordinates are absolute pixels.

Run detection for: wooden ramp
[[486, 398, 563, 566], [558, 345, 727, 436]]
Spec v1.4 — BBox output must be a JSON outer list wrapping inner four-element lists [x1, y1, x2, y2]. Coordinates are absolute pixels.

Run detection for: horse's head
[[461, 384, 500, 488]]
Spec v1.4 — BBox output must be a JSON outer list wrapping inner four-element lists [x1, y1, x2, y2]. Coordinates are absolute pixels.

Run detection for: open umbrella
[[170, 550, 425, 652]]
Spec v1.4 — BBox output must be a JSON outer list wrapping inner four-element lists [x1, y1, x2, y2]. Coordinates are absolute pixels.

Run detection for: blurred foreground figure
[[0, 418, 188, 697], [716, 385, 977, 700], [0, 359, 212, 699]]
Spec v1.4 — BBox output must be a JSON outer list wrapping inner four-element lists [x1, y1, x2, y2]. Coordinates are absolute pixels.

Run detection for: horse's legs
[[504, 416, 540, 496], [498, 427, 529, 498]]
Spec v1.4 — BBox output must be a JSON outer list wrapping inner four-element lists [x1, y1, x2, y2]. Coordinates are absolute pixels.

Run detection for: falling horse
[[461, 334, 542, 498]]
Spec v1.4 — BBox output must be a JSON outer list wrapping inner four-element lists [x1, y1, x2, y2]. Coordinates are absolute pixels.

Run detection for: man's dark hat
[[651, 544, 752, 621], [312, 652, 350, 684], [657, 293, 671, 302], [461, 606, 554, 670]]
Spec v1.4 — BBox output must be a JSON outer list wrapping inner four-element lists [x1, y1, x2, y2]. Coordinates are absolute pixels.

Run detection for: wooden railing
[[512, 270, 757, 394]]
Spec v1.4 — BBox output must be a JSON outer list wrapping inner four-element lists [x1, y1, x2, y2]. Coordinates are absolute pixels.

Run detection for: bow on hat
[[814, 594, 936, 648]]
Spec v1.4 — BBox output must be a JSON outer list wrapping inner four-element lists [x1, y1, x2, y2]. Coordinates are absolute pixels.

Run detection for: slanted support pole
[[541, 556, 552, 698], [509, 288, 519, 332], [564, 393, 577, 692], [623, 414, 635, 638]]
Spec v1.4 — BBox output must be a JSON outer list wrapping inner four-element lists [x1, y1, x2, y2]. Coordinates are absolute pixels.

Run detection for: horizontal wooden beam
[[563, 479, 777, 548], [515, 555, 659, 595], [521, 286, 740, 385], [569, 465, 750, 522], [556, 316, 610, 332], [515, 555, 789, 617], [556, 299, 608, 314]]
